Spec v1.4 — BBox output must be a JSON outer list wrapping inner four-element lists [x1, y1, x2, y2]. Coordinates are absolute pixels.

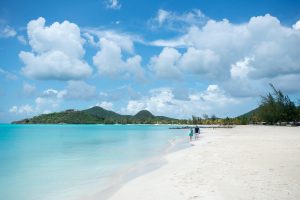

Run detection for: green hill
[[83, 106, 124, 119], [12, 107, 178, 124], [13, 110, 101, 124], [134, 110, 154, 119]]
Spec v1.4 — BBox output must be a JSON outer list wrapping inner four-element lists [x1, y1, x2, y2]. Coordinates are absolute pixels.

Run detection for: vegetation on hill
[[134, 110, 154, 119], [12, 106, 179, 124], [14, 110, 101, 124]]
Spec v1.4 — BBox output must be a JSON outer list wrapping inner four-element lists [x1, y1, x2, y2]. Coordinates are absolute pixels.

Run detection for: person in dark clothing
[[194, 126, 200, 140]]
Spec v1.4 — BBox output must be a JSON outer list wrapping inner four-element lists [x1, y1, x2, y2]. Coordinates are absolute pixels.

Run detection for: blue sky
[[0, 0, 300, 122]]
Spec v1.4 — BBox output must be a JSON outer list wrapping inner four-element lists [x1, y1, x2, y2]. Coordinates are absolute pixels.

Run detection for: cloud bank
[[150, 14, 300, 96]]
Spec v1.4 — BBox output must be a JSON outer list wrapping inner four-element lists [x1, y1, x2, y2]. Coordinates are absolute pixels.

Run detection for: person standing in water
[[194, 125, 200, 140], [189, 128, 193, 141]]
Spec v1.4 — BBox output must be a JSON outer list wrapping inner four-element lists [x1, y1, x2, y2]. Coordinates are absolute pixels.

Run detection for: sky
[[0, 0, 300, 122]]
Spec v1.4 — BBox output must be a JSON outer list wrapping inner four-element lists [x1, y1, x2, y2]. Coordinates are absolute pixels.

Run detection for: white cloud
[[83, 32, 97, 47], [293, 20, 300, 30], [178, 47, 220, 75], [230, 57, 254, 79], [0, 25, 16, 38], [10, 90, 60, 116], [93, 38, 144, 79], [9, 106, 17, 113], [10, 81, 97, 117], [23, 82, 36, 95], [35, 96, 60, 113], [149, 47, 182, 79], [84, 29, 138, 53], [20, 17, 92, 80], [157, 9, 169, 25], [96, 101, 113, 110], [42, 88, 59, 98], [9, 105, 34, 114], [149, 47, 220, 79], [85, 28, 146, 80], [19, 105, 33, 114], [149, 9, 208, 32], [199, 85, 238, 106], [106, 0, 121, 10], [59, 81, 96, 100], [122, 85, 242, 118], [149, 37, 186, 48], [150, 14, 300, 95], [34, 88, 64, 113]]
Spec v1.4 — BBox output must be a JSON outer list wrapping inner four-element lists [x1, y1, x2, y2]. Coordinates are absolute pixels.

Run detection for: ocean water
[[0, 124, 188, 200]]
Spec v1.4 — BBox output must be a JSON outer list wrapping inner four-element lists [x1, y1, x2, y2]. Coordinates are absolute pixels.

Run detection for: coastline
[[84, 131, 189, 200], [108, 125, 300, 200]]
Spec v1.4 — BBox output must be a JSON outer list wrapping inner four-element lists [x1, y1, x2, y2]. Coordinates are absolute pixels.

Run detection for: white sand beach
[[109, 125, 300, 200]]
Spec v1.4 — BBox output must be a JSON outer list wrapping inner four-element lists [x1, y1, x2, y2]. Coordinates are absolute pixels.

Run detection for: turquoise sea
[[0, 124, 188, 200]]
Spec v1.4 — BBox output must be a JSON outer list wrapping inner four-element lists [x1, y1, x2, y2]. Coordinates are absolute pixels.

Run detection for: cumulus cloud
[[40, 81, 96, 100], [9, 105, 34, 115], [31, 88, 63, 113], [84, 28, 139, 53], [19, 17, 92, 80], [106, 0, 121, 10], [149, 47, 220, 79], [93, 38, 144, 79], [83, 32, 97, 47], [34, 95, 62, 114], [122, 85, 242, 118], [149, 47, 182, 79], [293, 20, 300, 30], [42, 88, 60, 98], [149, 9, 208, 32], [150, 14, 300, 95], [10, 89, 61, 116], [96, 101, 114, 110], [230, 57, 254, 79]]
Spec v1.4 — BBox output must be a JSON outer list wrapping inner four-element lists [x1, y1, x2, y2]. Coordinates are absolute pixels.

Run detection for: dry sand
[[109, 125, 300, 200]]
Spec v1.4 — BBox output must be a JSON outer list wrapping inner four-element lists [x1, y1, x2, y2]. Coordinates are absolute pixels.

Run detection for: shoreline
[[86, 133, 190, 200], [108, 125, 300, 200], [100, 128, 211, 200]]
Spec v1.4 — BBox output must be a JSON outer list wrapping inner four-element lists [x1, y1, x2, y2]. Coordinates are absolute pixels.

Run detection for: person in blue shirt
[[189, 128, 193, 141]]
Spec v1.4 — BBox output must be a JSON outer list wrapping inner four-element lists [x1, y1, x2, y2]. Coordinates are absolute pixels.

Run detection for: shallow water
[[0, 124, 188, 200]]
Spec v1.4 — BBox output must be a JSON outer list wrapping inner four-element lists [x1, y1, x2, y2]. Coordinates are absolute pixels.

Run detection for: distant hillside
[[134, 110, 154, 119], [237, 107, 259, 119], [83, 106, 125, 119], [12, 106, 178, 124]]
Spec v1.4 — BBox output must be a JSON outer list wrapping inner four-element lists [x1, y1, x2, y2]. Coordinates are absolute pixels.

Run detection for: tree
[[211, 114, 217, 122], [258, 84, 297, 124]]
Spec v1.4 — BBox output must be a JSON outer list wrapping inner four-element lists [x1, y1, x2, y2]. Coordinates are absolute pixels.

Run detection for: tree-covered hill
[[134, 110, 154, 119], [12, 106, 178, 124]]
